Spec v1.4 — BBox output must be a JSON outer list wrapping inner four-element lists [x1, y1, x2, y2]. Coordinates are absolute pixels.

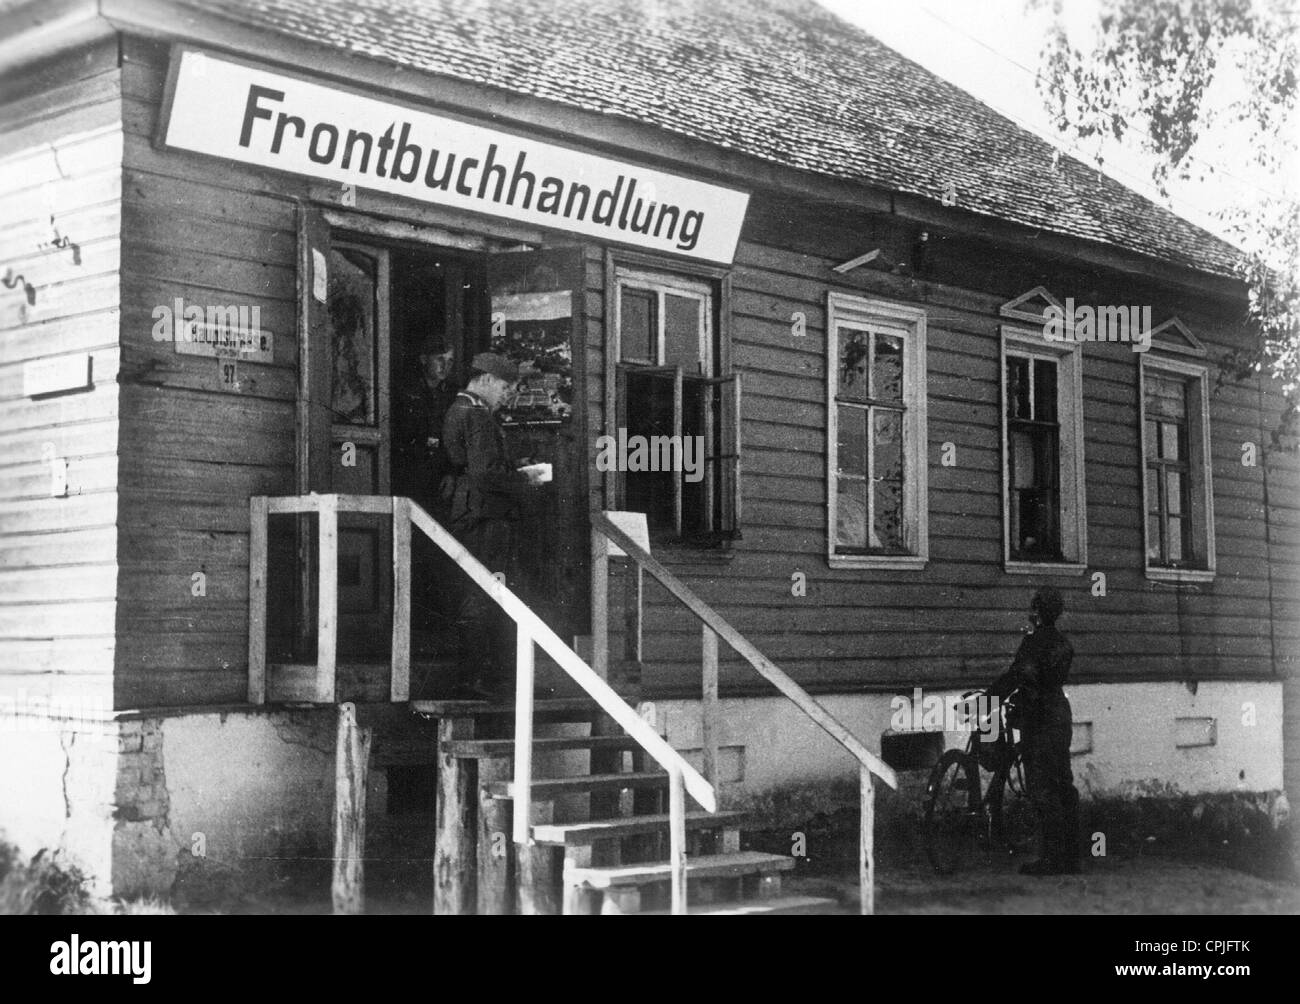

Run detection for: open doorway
[[289, 211, 588, 691]]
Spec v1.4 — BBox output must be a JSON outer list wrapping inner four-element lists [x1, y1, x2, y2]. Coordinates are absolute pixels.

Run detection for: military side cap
[[471, 352, 518, 382]]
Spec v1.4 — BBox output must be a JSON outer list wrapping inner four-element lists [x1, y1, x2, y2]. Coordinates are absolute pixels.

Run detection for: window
[[1000, 327, 1086, 573], [607, 258, 740, 543], [827, 294, 927, 568], [1140, 357, 1215, 581]]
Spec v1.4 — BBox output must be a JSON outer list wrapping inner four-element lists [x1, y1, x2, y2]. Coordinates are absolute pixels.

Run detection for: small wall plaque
[[24, 355, 92, 397]]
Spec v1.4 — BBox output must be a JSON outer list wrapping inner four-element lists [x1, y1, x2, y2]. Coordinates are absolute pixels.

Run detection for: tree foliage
[[1031, 0, 1299, 443]]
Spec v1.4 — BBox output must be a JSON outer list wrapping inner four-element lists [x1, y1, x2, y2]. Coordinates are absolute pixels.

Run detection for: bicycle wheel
[[924, 749, 981, 875], [989, 749, 1036, 856]]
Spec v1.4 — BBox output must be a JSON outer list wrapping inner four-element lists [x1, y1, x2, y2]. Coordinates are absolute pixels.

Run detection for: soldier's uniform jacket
[[394, 377, 460, 493], [441, 390, 530, 527], [990, 624, 1073, 729]]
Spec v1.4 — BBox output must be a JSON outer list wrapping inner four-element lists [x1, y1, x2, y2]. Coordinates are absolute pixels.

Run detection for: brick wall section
[[112, 719, 179, 897]]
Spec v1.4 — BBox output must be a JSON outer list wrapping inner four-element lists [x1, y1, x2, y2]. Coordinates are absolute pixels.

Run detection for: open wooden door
[[485, 246, 588, 643], [296, 207, 393, 661]]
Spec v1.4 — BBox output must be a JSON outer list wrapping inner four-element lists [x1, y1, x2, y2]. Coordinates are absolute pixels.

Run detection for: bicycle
[[923, 689, 1037, 875]]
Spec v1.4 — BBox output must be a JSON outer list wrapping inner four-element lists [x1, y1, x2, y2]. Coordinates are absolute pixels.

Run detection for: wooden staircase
[[252, 496, 897, 915], [419, 696, 839, 915]]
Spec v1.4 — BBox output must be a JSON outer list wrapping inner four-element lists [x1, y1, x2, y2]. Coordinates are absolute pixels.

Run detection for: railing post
[[669, 765, 687, 916], [247, 496, 268, 704], [332, 702, 372, 915], [317, 494, 338, 704], [860, 764, 875, 916], [390, 497, 411, 702], [590, 529, 609, 681], [512, 629, 535, 846], [701, 624, 719, 791]]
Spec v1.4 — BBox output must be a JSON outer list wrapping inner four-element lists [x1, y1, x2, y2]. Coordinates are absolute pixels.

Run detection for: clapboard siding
[[113, 38, 301, 706], [588, 197, 1296, 697], [0, 41, 122, 703], [97, 34, 1296, 711]]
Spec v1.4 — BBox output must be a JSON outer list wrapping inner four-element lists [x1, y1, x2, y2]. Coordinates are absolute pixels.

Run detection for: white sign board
[[160, 48, 750, 264], [24, 355, 91, 397]]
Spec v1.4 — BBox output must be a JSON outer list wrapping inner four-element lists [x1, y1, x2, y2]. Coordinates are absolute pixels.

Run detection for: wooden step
[[532, 810, 748, 845], [484, 771, 668, 799], [443, 735, 643, 759], [565, 851, 795, 889], [642, 895, 842, 916]]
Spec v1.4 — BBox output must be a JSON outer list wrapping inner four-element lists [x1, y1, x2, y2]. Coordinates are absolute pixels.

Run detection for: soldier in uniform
[[441, 352, 547, 699], [393, 337, 461, 640], [393, 337, 460, 511], [988, 586, 1082, 875]]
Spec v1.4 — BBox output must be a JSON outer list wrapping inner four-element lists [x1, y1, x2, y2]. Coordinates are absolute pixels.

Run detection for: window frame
[[826, 293, 928, 570], [999, 325, 1088, 575], [1139, 354, 1216, 583], [603, 250, 738, 546]]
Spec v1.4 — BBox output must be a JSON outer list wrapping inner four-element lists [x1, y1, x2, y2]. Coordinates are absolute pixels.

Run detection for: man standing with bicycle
[[989, 586, 1082, 875]]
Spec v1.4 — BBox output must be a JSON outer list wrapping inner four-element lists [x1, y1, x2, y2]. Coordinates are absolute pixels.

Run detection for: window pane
[[1016, 489, 1052, 555], [664, 293, 703, 373], [873, 408, 903, 481], [623, 371, 675, 530], [1160, 422, 1180, 461], [872, 333, 904, 403], [873, 478, 904, 550], [329, 247, 378, 426], [1007, 356, 1030, 420], [620, 287, 655, 362], [1033, 358, 1057, 422], [835, 477, 867, 549], [1011, 428, 1039, 489], [1147, 512, 1162, 560], [1167, 518, 1184, 562], [1166, 471, 1183, 515], [1145, 375, 1186, 420], [1146, 467, 1160, 512], [1145, 420, 1159, 460], [838, 327, 871, 402], [837, 405, 867, 476]]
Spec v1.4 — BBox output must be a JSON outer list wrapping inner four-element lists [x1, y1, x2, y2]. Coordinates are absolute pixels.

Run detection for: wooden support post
[[512, 630, 534, 845], [590, 529, 609, 681], [517, 799, 560, 915], [701, 624, 719, 793], [669, 766, 687, 916], [434, 716, 476, 915], [247, 496, 268, 705], [390, 497, 411, 702], [317, 495, 338, 704], [332, 702, 372, 915], [477, 756, 513, 916], [860, 764, 875, 916]]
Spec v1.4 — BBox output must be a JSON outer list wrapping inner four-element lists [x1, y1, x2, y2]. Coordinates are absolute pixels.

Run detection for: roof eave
[[0, 0, 113, 73], [71, 0, 1243, 302]]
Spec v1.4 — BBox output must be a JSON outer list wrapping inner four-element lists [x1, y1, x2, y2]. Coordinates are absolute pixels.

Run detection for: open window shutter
[[716, 371, 741, 537], [672, 365, 683, 536]]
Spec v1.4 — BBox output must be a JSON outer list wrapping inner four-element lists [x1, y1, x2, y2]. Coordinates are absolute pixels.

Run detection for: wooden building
[[0, 0, 1294, 909]]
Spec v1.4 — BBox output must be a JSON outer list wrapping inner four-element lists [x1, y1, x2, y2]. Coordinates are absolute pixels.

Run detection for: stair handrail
[[405, 502, 716, 820], [591, 513, 898, 791], [591, 512, 896, 914], [249, 494, 712, 914]]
